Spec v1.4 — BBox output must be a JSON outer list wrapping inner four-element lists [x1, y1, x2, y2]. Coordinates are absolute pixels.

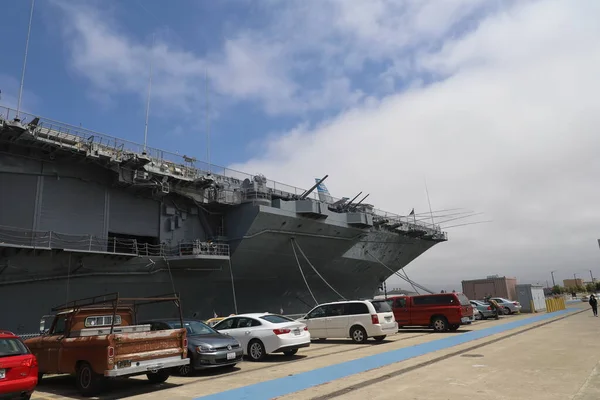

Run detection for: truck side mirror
[[40, 314, 54, 335]]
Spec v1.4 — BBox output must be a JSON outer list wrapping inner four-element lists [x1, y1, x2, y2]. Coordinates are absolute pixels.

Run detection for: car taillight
[[183, 338, 188, 347], [513, 302, 519, 306], [487, 306, 492, 310], [371, 314, 379, 324], [303, 326, 308, 331], [273, 328, 291, 335], [21, 356, 37, 368], [108, 347, 115, 357]]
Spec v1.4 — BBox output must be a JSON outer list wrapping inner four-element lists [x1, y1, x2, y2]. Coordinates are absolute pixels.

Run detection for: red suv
[[0, 330, 38, 400], [386, 293, 474, 332]]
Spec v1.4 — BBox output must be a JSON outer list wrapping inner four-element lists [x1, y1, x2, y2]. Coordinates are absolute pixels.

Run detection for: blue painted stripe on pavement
[[195, 309, 576, 400]]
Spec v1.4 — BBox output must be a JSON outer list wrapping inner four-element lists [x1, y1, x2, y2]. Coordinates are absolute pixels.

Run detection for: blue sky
[[0, 0, 491, 172], [2, 0, 600, 288]]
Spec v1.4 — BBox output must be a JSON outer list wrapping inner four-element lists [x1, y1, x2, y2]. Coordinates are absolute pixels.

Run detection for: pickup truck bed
[[25, 297, 189, 397]]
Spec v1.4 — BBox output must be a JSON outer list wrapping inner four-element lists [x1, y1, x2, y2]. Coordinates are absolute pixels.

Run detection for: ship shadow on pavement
[[34, 375, 181, 400]]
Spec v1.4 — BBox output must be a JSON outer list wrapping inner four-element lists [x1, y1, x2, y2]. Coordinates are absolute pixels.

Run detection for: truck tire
[[76, 362, 104, 397], [431, 316, 448, 332], [146, 369, 170, 384]]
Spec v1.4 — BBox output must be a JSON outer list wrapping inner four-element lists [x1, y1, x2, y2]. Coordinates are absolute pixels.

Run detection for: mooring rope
[[290, 239, 318, 305], [292, 238, 347, 300], [366, 251, 434, 294]]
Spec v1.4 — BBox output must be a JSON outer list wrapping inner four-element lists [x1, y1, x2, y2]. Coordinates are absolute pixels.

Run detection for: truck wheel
[[146, 369, 170, 384], [350, 326, 367, 343], [431, 317, 448, 332], [76, 362, 104, 397]]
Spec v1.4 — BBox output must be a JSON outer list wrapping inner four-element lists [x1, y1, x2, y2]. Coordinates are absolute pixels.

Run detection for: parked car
[[470, 300, 496, 319], [0, 330, 38, 400], [140, 319, 243, 376], [387, 292, 474, 332], [24, 293, 189, 397], [205, 315, 235, 327], [297, 300, 398, 343], [213, 313, 310, 361], [489, 297, 522, 315]]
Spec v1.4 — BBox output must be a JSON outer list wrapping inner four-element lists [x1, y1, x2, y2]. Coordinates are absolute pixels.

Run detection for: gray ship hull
[[0, 109, 446, 333]]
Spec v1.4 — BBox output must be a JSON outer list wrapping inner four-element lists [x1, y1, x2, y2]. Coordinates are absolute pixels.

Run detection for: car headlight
[[196, 345, 213, 353]]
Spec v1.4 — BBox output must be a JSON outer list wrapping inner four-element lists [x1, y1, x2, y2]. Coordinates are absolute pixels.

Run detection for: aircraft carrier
[[0, 106, 447, 333]]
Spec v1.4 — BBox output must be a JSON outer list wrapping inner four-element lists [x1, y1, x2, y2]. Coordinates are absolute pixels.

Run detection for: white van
[[297, 300, 398, 343]]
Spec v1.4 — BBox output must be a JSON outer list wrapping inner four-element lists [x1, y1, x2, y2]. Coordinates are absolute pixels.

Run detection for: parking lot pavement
[[286, 305, 596, 400], [31, 306, 586, 400]]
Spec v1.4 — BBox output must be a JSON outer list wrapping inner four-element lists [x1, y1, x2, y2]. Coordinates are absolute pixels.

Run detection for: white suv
[[297, 300, 398, 343]]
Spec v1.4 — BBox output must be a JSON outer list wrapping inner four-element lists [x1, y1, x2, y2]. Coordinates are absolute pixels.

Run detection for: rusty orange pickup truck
[[24, 293, 189, 397]]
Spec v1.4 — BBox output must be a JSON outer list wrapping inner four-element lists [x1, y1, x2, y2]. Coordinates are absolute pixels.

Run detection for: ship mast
[[143, 34, 155, 155], [205, 69, 211, 173], [17, 0, 35, 119]]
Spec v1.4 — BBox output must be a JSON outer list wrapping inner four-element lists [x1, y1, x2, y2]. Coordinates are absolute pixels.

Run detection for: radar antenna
[[17, 0, 35, 120], [143, 33, 155, 155]]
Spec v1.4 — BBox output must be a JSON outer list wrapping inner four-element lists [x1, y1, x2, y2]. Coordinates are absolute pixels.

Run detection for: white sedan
[[212, 313, 311, 361]]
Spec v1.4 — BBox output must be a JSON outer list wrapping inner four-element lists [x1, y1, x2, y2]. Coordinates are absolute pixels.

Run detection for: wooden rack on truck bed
[[25, 292, 190, 397]]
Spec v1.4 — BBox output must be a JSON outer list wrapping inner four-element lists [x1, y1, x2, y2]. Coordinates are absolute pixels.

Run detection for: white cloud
[[49, 0, 496, 117], [230, 0, 600, 289], [50, 1, 368, 116]]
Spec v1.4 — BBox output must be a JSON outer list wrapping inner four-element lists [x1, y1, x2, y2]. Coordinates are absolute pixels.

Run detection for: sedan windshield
[[169, 320, 217, 336], [0, 338, 29, 357]]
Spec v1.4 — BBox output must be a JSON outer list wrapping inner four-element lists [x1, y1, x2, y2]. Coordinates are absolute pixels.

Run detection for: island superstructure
[[0, 106, 447, 333]]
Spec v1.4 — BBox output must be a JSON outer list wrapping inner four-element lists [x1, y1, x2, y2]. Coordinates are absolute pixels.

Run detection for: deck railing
[[1, 105, 444, 235], [0, 225, 229, 257]]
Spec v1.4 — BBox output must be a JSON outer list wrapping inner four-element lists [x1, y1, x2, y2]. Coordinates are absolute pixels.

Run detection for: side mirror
[[39, 314, 54, 335]]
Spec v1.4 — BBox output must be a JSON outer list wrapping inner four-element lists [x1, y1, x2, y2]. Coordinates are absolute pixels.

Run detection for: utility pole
[[551, 270, 557, 287], [590, 270, 595, 283]]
